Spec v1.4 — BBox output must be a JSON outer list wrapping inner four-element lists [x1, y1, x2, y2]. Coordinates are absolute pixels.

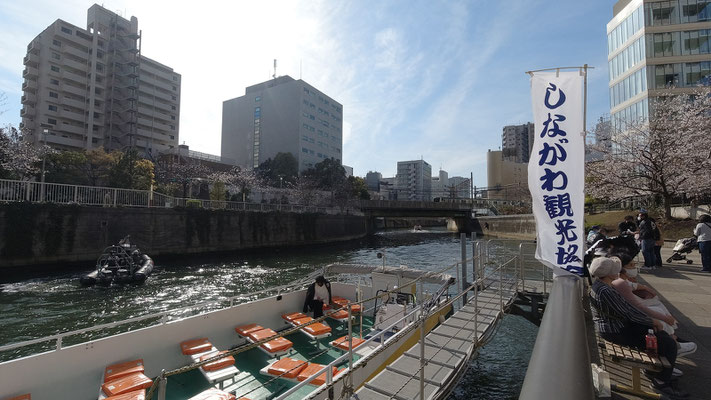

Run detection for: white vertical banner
[[528, 71, 585, 277]]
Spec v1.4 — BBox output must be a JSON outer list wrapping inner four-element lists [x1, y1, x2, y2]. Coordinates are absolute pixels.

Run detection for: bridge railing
[[0, 179, 355, 215], [359, 199, 473, 210]]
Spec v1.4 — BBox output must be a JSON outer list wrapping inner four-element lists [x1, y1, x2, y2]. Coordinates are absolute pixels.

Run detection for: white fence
[[0, 179, 354, 215]]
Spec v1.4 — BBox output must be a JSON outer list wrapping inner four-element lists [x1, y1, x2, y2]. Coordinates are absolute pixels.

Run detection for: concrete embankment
[[474, 214, 536, 240], [0, 203, 369, 268]]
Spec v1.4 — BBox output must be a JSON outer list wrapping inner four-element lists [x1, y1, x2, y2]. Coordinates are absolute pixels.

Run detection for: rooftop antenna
[[273, 59, 277, 79]]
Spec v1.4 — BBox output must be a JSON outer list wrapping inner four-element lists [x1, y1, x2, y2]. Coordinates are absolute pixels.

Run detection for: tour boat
[[0, 263, 468, 400], [80, 237, 154, 286]]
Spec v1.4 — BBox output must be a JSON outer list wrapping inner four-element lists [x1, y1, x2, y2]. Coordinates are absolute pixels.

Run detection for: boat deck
[[165, 316, 375, 400], [355, 280, 519, 400]]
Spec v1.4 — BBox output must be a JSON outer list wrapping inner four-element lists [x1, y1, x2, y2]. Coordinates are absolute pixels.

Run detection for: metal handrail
[[0, 178, 355, 215]]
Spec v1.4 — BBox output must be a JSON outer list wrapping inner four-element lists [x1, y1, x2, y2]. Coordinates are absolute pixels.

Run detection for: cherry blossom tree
[[0, 125, 47, 181], [586, 88, 711, 218], [208, 166, 263, 202]]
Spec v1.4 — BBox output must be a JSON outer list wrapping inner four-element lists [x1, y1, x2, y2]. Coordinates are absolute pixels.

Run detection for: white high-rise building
[[221, 75, 343, 171], [395, 159, 432, 201], [20, 4, 181, 155]]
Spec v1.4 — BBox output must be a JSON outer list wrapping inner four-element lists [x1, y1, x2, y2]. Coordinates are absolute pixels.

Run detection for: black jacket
[[303, 281, 332, 312]]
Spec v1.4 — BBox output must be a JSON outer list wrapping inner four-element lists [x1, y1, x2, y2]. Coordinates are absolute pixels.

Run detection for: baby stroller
[[666, 237, 698, 264]]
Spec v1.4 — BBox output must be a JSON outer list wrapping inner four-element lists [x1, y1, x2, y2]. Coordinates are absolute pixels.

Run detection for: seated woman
[[589, 257, 687, 398], [610, 252, 698, 356]]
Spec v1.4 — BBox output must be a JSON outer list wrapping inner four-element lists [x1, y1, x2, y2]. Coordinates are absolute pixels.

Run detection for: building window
[[172, 96, 177, 101], [50, 65, 60, 72], [61, 26, 72, 35], [171, 115, 176, 120], [50, 79, 59, 85], [52, 52, 60, 60], [172, 86, 177, 91], [170, 125, 175, 130], [52, 39, 61, 47], [48, 105, 57, 111], [49, 91, 58, 98], [47, 118, 57, 124], [171, 105, 176, 110], [302, 147, 309, 153], [173, 76, 178, 81], [255, 96, 261, 102]]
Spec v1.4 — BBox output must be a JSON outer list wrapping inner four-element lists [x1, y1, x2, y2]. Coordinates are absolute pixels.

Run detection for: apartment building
[[395, 159, 432, 201], [501, 123, 535, 163], [20, 4, 180, 156], [221, 75, 343, 171], [608, 0, 711, 130]]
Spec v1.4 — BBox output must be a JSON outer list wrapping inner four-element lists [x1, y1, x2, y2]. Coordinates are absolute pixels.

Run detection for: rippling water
[[0, 228, 537, 398]]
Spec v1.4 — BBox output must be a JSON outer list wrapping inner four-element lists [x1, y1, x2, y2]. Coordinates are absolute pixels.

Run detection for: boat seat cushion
[[180, 338, 213, 355], [247, 328, 277, 342], [261, 337, 293, 353], [199, 351, 235, 372], [235, 323, 263, 337], [101, 372, 152, 397], [105, 389, 146, 400], [267, 357, 308, 379], [104, 359, 145, 382], [187, 388, 237, 400], [282, 312, 308, 322], [292, 316, 314, 325], [331, 336, 366, 351], [303, 322, 331, 336], [329, 310, 350, 320], [297, 363, 341, 385]]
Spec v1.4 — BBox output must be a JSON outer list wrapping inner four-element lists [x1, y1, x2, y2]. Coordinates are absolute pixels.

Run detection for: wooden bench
[[599, 339, 671, 399]]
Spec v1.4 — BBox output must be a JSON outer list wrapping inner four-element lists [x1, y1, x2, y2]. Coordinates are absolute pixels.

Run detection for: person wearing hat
[[303, 275, 332, 318], [589, 257, 687, 398]]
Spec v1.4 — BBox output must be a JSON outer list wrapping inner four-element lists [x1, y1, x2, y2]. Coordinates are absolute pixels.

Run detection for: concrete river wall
[[0, 203, 369, 268], [474, 214, 536, 240]]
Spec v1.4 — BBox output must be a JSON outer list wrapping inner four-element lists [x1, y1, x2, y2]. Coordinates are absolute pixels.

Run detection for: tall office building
[[501, 123, 535, 163], [365, 171, 382, 192], [431, 169, 449, 198], [395, 160, 432, 201], [221, 75, 343, 172], [607, 0, 711, 131], [20, 5, 181, 155]]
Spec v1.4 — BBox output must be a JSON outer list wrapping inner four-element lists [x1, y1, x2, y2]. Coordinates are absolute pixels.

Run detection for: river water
[[0, 228, 537, 399]]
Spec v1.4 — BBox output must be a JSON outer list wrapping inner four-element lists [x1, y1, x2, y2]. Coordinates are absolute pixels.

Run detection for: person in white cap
[[589, 257, 688, 398]]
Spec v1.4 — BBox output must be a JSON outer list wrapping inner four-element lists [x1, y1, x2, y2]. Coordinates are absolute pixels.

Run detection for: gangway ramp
[[355, 275, 519, 400]]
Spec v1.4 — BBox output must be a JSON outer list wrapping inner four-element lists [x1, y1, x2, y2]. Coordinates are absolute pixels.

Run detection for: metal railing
[[0, 179, 354, 215]]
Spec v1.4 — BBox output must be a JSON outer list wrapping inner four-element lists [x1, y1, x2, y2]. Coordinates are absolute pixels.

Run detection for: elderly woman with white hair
[[589, 257, 687, 398]]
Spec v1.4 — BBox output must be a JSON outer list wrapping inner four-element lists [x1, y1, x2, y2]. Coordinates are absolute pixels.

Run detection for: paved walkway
[[603, 243, 711, 400]]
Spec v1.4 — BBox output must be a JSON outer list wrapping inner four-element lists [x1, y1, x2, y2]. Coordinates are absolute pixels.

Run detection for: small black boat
[[80, 236, 154, 286]]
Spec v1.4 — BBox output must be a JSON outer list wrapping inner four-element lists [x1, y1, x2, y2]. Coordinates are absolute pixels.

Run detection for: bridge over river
[[358, 200, 478, 233]]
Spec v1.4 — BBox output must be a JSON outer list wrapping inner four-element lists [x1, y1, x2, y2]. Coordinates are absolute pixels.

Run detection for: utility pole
[[41, 128, 48, 201]]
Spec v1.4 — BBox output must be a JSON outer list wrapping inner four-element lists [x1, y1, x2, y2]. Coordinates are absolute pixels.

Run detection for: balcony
[[62, 45, 88, 60], [61, 69, 88, 86], [20, 106, 35, 117], [23, 66, 39, 79], [21, 93, 37, 105], [63, 84, 87, 97], [59, 122, 85, 136], [47, 133, 86, 150], [23, 53, 39, 66], [63, 58, 88, 71], [60, 108, 86, 123], [62, 96, 86, 110], [22, 80, 37, 93]]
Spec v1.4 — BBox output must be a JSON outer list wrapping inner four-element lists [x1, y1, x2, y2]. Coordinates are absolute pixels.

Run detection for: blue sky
[[0, 0, 616, 186]]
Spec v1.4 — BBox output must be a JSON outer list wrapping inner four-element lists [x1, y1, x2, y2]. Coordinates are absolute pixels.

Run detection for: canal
[[0, 228, 537, 399]]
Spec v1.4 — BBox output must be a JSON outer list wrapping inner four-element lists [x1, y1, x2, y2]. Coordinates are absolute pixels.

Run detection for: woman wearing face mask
[[611, 252, 697, 360]]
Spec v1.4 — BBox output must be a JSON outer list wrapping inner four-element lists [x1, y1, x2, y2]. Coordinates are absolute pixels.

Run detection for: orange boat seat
[[303, 322, 331, 336], [235, 323, 264, 337], [297, 363, 341, 386], [6, 395, 31, 400], [187, 388, 236, 400], [246, 328, 277, 342], [199, 351, 235, 372], [104, 359, 145, 383], [282, 312, 308, 322], [331, 336, 366, 351], [260, 337, 293, 353], [292, 316, 314, 325], [267, 357, 308, 379], [329, 310, 350, 320], [105, 389, 146, 400], [101, 372, 153, 397], [180, 338, 213, 355]]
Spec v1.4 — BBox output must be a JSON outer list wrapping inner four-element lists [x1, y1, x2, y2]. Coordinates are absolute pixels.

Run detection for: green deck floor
[[166, 316, 375, 400]]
